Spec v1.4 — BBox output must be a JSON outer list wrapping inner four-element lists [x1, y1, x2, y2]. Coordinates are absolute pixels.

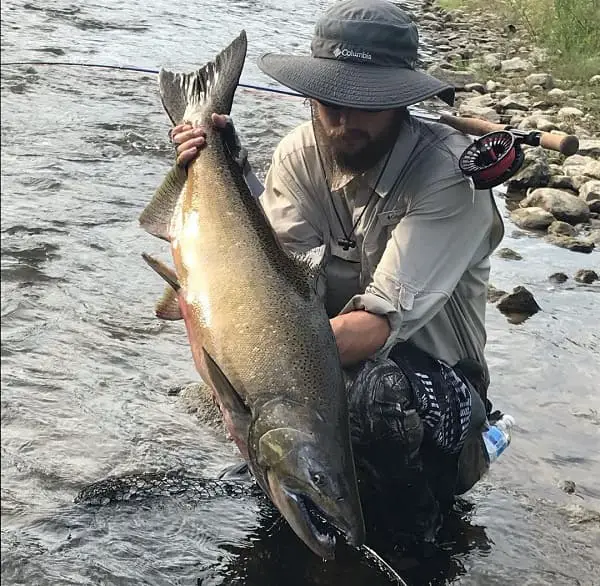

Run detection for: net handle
[[439, 113, 579, 157]]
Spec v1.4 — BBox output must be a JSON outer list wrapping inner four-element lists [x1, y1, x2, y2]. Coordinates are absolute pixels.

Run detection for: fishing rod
[[0, 60, 304, 98]]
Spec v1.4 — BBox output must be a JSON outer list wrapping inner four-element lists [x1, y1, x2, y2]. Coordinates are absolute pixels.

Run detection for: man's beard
[[311, 106, 405, 175]]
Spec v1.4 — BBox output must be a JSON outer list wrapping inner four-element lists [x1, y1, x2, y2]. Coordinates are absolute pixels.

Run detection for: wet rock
[[520, 188, 590, 225], [511, 207, 555, 230], [496, 247, 523, 260], [501, 57, 533, 72], [487, 284, 508, 303], [506, 147, 551, 190], [579, 180, 600, 202], [545, 234, 595, 253], [547, 220, 577, 237], [496, 286, 541, 317], [558, 480, 576, 494], [558, 106, 585, 120], [548, 272, 568, 284], [574, 269, 599, 284], [524, 73, 554, 89]]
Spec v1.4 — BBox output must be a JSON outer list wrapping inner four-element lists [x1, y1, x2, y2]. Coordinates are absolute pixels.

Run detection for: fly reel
[[459, 130, 525, 190]]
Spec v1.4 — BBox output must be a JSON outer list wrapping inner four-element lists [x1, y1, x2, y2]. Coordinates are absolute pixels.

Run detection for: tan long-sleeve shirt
[[258, 115, 504, 380]]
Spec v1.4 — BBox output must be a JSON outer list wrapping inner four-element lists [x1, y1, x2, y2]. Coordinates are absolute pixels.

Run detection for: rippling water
[[2, 0, 599, 584]]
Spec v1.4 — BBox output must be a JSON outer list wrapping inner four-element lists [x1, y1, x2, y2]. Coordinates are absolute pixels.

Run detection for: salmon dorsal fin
[[158, 31, 247, 125]]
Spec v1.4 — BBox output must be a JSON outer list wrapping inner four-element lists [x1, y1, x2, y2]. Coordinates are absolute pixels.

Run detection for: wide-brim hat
[[257, 0, 455, 111]]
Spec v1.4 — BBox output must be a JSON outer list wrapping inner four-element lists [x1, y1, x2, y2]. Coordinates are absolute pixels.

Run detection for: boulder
[[510, 207, 556, 230], [558, 106, 585, 120], [506, 147, 550, 190], [520, 188, 590, 225], [496, 286, 541, 317], [547, 221, 577, 237]]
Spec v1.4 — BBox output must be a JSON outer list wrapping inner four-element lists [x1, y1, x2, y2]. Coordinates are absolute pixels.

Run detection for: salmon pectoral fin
[[202, 348, 251, 437], [141, 252, 180, 292], [155, 285, 182, 321], [139, 165, 186, 241]]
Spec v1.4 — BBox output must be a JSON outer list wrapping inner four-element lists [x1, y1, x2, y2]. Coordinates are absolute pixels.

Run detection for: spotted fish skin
[[139, 31, 364, 560]]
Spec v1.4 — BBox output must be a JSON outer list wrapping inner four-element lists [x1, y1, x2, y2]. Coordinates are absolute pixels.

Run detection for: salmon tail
[[158, 30, 248, 126]]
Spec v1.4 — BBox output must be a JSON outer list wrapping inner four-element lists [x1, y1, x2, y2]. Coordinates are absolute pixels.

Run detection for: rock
[[563, 155, 597, 180], [496, 286, 541, 317], [460, 93, 495, 108], [496, 247, 523, 260], [483, 54, 502, 71], [535, 118, 559, 132], [548, 272, 568, 284], [427, 64, 476, 88], [507, 147, 550, 190], [524, 73, 554, 89], [590, 74, 600, 85], [558, 106, 585, 120], [548, 220, 577, 237], [574, 269, 599, 284], [576, 139, 600, 157], [589, 200, 600, 214], [485, 79, 502, 92], [498, 95, 531, 111], [501, 57, 533, 72], [545, 234, 595, 253], [487, 284, 507, 303], [511, 207, 556, 230], [547, 88, 566, 100], [587, 228, 600, 245], [457, 104, 501, 122], [548, 175, 577, 191], [559, 480, 576, 494], [583, 161, 600, 180], [464, 82, 487, 94], [520, 188, 590, 225], [579, 180, 600, 202]]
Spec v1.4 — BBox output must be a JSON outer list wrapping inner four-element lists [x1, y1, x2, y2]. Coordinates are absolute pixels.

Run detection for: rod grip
[[439, 113, 579, 157]]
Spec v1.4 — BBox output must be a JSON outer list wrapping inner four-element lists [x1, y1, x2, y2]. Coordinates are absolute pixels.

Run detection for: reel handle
[[439, 113, 579, 157]]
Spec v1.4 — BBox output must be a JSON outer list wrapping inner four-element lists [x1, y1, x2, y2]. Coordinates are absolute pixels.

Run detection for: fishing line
[[0, 60, 303, 98], [359, 544, 408, 585]]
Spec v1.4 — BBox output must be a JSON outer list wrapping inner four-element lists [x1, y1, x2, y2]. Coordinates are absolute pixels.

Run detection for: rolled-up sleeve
[[340, 177, 493, 358]]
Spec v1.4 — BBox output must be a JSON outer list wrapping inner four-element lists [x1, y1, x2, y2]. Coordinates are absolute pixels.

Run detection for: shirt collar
[[329, 116, 420, 197]]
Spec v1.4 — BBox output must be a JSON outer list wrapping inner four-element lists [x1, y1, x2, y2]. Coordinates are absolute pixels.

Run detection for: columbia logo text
[[333, 47, 372, 60]]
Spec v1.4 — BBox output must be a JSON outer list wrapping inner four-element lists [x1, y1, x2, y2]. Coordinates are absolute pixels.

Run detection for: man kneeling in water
[[171, 0, 504, 546]]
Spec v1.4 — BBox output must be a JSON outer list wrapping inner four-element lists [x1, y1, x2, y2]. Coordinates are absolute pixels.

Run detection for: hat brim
[[257, 54, 455, 110]]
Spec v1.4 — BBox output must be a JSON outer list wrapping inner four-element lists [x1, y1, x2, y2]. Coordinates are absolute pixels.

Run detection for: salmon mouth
[[267, 470, 347, 560]]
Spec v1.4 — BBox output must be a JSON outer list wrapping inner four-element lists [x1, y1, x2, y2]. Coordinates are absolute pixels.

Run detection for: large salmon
[[138, 31, 364, 559]]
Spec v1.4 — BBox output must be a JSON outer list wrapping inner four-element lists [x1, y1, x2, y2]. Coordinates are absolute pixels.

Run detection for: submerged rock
[[511, 207, 555, 230], [558, 480, 576, 494], [574, 269, 599, 284], [496, 247, 523, 260], [547, 220, 577, 237], [548, 272, 568, 284], [545, 234, 595, 253]]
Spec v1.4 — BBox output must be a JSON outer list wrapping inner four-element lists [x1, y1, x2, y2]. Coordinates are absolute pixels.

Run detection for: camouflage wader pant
[[345, 341, 489, 546]]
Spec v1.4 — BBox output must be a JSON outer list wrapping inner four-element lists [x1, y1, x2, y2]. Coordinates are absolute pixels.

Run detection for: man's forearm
[[330, 310, 391, 367]]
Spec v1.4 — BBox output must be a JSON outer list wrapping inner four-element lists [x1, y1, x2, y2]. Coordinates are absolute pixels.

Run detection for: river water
[[1, 0, 599, 584]]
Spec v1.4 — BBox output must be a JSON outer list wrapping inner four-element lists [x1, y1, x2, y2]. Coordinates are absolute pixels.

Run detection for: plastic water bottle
[[482, 415, 515, 463]]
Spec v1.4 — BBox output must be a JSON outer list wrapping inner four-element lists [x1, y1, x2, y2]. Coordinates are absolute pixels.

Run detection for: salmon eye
[[311, 472, 325, 487]]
